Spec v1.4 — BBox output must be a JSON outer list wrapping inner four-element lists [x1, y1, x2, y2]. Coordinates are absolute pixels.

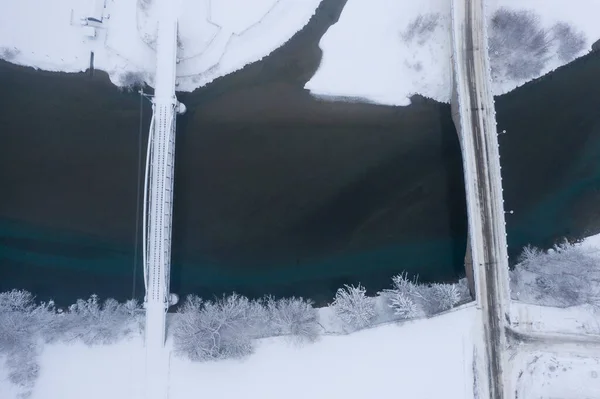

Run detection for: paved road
[[451, 0, 511, 398]]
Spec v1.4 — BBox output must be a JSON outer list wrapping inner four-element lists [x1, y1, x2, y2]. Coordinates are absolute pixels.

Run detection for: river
[[1, 0, 600, 306]]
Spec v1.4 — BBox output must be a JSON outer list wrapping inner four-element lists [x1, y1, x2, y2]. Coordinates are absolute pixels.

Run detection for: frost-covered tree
[[266, 297, 319, 343], [331, 284, 376, 330], [52, 294, 141, 345], [6, 349, 39, 391], [0, 290, 54, 353], [0, 290, 55, 394], [172, 293, 320, 361], [172, 293, 258, 361], [1, 291, 141, 396], [380, 272, 423, 319], [387, 290, 419, 319], [511, 241, 600, 309], [427, 283, 460, 313], [380, 272, 462, 319]]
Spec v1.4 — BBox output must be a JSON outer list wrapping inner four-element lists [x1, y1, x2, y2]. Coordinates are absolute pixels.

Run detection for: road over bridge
[[450, 0, 511, 398]]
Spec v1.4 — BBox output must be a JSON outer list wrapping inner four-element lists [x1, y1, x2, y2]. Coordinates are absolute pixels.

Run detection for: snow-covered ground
[[305, 0, 600, 105], [510, 351, 600, 398], [512, 302, 600, 337], [306, 0, 453, 106], [505, 233, 600, 398], [0, 0, 322, 89], [3, 0, 599, 102], [0, 306, 476, 399]]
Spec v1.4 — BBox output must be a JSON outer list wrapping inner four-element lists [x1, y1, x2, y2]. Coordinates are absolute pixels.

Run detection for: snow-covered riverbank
[[0, 304, 476, 399], [0, 0, 322, 90], [3, 0, 599, 104], [3, 232, 600, 399], [305, 0, 600, 105]]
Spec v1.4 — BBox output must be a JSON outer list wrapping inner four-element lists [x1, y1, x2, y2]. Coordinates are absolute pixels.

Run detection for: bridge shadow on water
[[1, 0, 600, 305]]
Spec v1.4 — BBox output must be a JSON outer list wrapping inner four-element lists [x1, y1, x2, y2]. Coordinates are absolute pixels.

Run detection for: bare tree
[[552, 22, 586, 63], [489, 8, 552, 81], [119, 71, 146, 92], [0, 47, 19, 62], [401, 13, 441, 45]]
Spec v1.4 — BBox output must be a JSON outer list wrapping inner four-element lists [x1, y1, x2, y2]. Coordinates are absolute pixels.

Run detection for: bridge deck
[[143, 1, 179, 398], [450, 0, 511, 398]]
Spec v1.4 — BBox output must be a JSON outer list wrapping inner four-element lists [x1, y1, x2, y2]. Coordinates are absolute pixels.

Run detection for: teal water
[[0, 218, 464, 304], [495, 53, 600, 258]]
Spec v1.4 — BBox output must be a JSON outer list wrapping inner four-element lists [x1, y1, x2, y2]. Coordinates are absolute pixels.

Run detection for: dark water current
[[1, 0, 600, 305]]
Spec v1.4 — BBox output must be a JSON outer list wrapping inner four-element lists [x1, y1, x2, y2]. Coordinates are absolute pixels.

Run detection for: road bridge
[[450, 0, 511, 398]]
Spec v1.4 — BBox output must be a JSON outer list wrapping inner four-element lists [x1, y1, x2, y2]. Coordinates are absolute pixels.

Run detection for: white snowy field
[[510, 351, 600, 398], [305, 0, 600, 105], [0, 307, 476, 399], [512, 302, 600, 337], [0, 0, 322, 89], [306, 0, 453, 106]]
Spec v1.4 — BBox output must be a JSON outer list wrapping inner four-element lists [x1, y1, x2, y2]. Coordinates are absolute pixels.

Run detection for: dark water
[[1, 0, 600, 306]]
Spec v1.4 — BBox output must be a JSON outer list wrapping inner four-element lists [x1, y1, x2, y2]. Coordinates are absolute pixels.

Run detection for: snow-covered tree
[[6, 349, 39, 390], [331, 284, 376, 330], [387, 290, 419, 319], [511, 241, 600, 308], [53, 294, 140, 345], [0, 290, 54, 353], [380, 272, 462, 318], [0, 290, 56, 395], [172, 293, 258, 361], [380, 272, 423, 319], [1, 291, 142, 395], [266, 297, 319, 343], [427, 283, 460, 313]]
